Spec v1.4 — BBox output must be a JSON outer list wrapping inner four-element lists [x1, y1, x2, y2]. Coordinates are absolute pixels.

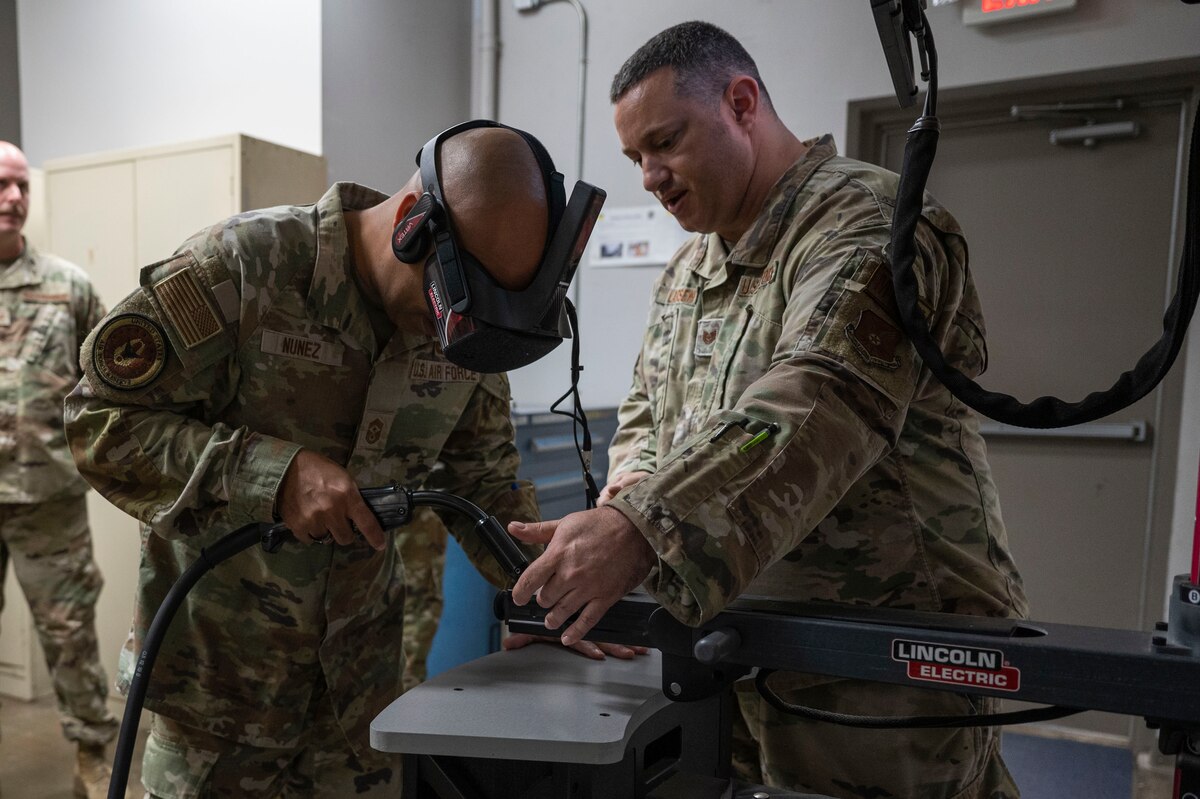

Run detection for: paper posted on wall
[[587, 205, 694, 268]]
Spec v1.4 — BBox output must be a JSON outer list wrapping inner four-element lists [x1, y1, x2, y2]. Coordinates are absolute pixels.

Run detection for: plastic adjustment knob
[[693, 628, 741, 665]]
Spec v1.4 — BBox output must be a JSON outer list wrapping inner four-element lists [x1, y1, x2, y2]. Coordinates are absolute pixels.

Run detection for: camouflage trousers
[[733, 673, 1020, 799], [0, 496, 117, 746], [140, 676, 403, 798], [396, 509, 448, 692]]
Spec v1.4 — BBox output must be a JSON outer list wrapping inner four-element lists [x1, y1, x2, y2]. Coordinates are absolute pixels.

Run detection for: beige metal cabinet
[[0, 135, 325, 706], [46, 133, 326, 314]]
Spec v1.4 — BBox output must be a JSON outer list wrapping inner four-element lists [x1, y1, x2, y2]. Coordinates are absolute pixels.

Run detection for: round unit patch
[[94, 314, 168, 390]]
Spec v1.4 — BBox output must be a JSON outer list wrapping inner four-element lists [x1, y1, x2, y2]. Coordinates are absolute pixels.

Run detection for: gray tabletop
[[370, 645, 669, 765]]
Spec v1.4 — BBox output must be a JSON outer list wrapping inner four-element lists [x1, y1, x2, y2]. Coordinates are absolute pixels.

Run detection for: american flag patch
[[154, 269, 222, 349]]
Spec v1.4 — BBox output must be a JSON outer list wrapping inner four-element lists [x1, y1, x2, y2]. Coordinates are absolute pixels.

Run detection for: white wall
[[16, 0, 321, 165], [322, 0, 471, 192]]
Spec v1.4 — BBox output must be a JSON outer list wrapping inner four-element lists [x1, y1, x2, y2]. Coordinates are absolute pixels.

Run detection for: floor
[[1004, 732, 1132, 798], [0, 696, 147, 799]]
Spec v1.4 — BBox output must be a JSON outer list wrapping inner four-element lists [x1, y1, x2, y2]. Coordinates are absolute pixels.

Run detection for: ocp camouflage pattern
[[0, 246, 116, 748], [397, 507, 448, 691], [0, 245, 104, 502], [64, 183, 540, 757], [606, 134, 1027, 627], [605, 135, 1027, 797]]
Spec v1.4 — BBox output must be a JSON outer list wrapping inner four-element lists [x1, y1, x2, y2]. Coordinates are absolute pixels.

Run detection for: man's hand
[[276, 449, 386, 550], [597, 470, 651, 506], [501, 632, 649, 661], [508, 506, 656, 646]]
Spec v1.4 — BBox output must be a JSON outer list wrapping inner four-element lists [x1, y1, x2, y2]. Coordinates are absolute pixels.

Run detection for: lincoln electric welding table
[[370, 645, 826, 798]]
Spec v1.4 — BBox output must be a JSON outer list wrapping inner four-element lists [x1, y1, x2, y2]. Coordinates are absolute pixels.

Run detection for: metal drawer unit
[[514, 408, 619, 520]]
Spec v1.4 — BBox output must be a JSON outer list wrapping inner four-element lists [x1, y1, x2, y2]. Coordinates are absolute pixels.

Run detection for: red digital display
[[963, 0, 1075, 26], [983, 0, 1043, 11]]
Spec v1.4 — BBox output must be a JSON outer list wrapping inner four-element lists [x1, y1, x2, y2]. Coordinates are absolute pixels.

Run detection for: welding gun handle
[[477, 516, 529, 581], [260, 523, 291, 554], [259, 483, 413, 553], [360, 482, 413, 529]]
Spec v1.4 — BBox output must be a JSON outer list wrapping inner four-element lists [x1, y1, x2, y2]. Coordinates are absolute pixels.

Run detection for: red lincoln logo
[[427, 285, 444, 319]]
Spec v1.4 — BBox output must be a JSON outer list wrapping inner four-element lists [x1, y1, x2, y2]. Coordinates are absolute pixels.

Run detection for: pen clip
[[709, 417, 750, 443]]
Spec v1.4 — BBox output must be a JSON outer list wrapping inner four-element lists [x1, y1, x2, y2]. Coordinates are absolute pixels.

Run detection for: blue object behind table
[[426, 409, 620, 678], [425, 535, 500, 678]]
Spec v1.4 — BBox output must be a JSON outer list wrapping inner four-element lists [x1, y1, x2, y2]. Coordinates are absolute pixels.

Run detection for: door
[[47, 160, 138, 309], [135, 145, 235, 265], [855, 73, 1195, 742]]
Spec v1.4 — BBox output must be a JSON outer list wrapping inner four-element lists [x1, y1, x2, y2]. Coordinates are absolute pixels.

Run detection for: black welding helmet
[[391, 119, 606, 373]]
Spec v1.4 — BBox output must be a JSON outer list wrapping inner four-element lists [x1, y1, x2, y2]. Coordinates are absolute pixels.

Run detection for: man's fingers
[[597, 471, 651, 507], [560, 600, 611, 647], [511, 556, 555, 606], [329, 518, 357, 546], [507, 519, 558, 544], [542, 586, 585, 630], [595, 642, 642, 659], [569, 640, 606, 660], [349, 506, 387, 551], [534, 575, 572, 610], [501, 632, 615, 662], [597, 484, 620, 505], [293, 529, 321, 546], [501, 632, 541, 651]]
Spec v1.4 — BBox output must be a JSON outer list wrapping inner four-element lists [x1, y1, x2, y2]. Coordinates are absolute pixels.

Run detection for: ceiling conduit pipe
[[472, 0, 500, 120], [515, 0, 588, 308]]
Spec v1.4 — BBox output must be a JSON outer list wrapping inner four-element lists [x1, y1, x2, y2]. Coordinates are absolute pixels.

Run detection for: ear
[[393, 189, 442, 264], [725, 75, 761, 126], [394, 189, 421, 227]]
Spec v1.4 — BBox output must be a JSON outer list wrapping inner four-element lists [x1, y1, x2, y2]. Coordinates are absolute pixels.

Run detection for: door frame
[[848, 57, 1200, 757], [848, 56, 1200, 166]]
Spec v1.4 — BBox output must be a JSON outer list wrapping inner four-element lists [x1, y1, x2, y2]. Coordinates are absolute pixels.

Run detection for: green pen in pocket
[[740, 422, 780, 452]]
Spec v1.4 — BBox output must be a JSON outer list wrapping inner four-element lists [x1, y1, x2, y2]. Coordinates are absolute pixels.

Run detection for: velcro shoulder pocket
[[142, 251, 239, 375]]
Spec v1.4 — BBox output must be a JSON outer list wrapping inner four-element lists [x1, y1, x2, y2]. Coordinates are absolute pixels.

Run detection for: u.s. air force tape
[[93, 314, 167, 390]]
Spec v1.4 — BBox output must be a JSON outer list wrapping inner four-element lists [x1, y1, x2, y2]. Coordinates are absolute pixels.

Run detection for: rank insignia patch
[[695, 318, 723, 357], [94, 314, 167, 390], [356, 411, 395, 452], [846, 309, 902, 369]]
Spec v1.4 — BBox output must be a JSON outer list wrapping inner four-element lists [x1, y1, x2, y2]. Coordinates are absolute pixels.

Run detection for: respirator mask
[[391, 119, 605, 373]]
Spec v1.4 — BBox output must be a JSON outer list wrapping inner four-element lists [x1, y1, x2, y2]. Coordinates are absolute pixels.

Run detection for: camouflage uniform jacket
[[0, 244, 104, 503], [63, 183, 540, 754], [606, 136, 1027, 627]]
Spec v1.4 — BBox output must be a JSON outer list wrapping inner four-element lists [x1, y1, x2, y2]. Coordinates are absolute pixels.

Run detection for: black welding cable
[[754, 668, 1081, 729], [107, 523, 267, 799], [105, 490, 515, 799], [888, 9, 1200, 428]]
